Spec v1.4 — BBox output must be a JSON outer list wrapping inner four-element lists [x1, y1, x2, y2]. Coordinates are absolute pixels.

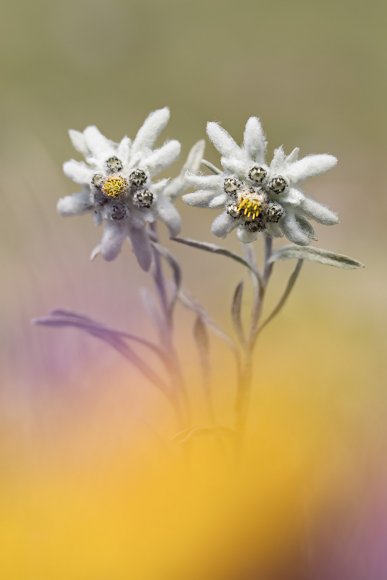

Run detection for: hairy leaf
[[269, 245, 364, 269], [231, 281, 245, 345], [194, 315, 210, 357], [257, 259, 304, 338], [33, 314, 171, 397], [172, 236, 263, 285], [151, 242, 182, 313]]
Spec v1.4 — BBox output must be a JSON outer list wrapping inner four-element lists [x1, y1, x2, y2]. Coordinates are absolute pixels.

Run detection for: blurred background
[[1, 0, 386, 578]]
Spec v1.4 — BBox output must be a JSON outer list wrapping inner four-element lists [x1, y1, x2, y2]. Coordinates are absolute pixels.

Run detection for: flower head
[[183, 117, 339, 245], [58, 108, 203, 270]]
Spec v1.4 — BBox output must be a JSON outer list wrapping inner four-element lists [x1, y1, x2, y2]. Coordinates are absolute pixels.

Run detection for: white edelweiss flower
[[183, 117, 339, 245], [58, 107, 194, 271]]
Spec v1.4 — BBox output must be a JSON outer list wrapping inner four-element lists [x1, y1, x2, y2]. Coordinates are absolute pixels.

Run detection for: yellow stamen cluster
[[102, 175, 128, 198], [237, 196, 262, 221]]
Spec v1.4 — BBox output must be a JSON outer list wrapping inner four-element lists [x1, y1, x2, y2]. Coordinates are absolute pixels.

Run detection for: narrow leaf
[[172, 236, 263, 286], [257, 259, 303, 337], [178, 289, 234, 349], [33, 315, 172, 398], [151, 242, 182, 313], [269, 245, 364, 269], [38, 310, 169, 365], [231, 281, 245, 345], [193, 316, 213, 421], [49, 309, 94, 321], [194, 315, 210, 357], [140, 287, 167, 341], [179, 289, 242, 381]]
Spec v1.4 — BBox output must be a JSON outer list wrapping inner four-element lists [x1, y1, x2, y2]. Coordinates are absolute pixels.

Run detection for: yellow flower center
[[102, 175, 128, 198], [237, 196, 262, 221]]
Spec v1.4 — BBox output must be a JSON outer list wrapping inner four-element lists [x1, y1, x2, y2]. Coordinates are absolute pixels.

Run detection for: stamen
[[237, 196, 262, 222], [226, 202, 239, 218], [102, 175, 128, 198]]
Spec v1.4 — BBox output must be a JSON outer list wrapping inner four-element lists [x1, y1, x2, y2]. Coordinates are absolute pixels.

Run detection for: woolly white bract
[[183, 117, 339, 245], [58, 107, 204, 270]]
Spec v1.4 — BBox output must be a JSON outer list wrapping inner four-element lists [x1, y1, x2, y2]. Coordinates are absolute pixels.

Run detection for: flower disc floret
[[226, 202, 240, 218], [92, 174, 104, 189], [101, 175, 128, 198], [268, 176, 287, 194], [129, 169, 148, 187], [225, 182, 275, 231], [224, 177, 241, 194], [237, 190, 264, 222], [105, 156, 123, 173], [110, 202, 129, 221], [265, 202, 284, 222], [248, 166, 267, 184], [133, 189, 154, 209]]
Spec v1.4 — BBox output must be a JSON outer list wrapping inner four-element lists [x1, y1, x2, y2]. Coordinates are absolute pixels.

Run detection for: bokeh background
[[1, 0, 386, 578]]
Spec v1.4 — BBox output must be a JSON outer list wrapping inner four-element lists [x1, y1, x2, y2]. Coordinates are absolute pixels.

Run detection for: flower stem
[[234, 234, 273, 457], [150, 224, 191, 429]]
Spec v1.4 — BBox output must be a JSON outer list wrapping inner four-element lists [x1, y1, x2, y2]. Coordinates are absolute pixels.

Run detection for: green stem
[[234, 234, 274, 457]]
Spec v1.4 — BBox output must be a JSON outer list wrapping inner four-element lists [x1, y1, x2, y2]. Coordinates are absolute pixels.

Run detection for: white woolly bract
[[211, 212, 237, 238], [209, 193, 227, 208], [57, 191, 91, 215], [206, 122, 243, 159], [286, 154, 337, 182], [270, 147, 286, 170], [83, 126, 115, 159], [243, 117, 266, 163], [221, 157, 249, 176], [155, 195, 181, 236], [143, 140, 181, 176], [163, 140, 205, 199], [68, 129, 89, 157], [131, 107, 170, 155], [128, 223, 153, 271], [185, 173, 223, 189], [300, 197, 339, 225], [63, 160, 93, 184], [183, 190, 219, 207], [117, 137, 131, 162], [237, 227, 258, 243], [91, 220, 128, 262], [280, 212, 310, 246]]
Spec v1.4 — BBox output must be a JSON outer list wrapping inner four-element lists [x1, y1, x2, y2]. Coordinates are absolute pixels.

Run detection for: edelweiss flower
[[183, 117, 339, 244], [58, 108, 202, 270]]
